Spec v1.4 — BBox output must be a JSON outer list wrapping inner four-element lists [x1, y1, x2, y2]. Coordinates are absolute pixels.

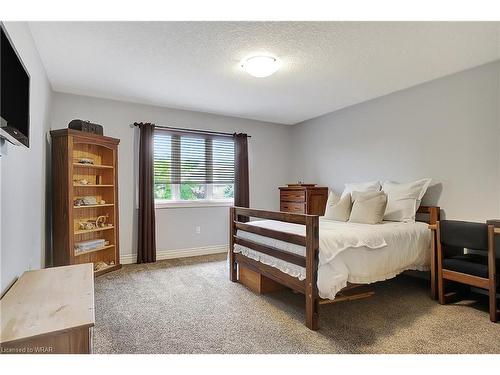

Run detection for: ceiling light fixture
[[241, 56, 280, 78]]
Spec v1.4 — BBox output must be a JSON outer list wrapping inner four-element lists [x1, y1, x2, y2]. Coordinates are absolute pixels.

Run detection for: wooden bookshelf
[[51, 129, 121, 276]]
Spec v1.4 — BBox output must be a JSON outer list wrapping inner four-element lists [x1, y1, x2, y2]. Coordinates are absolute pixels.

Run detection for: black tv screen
[[1, 23, 30, 147]]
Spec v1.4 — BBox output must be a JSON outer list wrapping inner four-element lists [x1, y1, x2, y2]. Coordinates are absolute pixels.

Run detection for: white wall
[[291, 61, 500, 222], [50, 93, 292, 261], [1, 22, 53, 294]]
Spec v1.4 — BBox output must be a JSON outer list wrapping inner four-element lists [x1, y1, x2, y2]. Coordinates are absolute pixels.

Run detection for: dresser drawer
[[279, 185, 328, 215], [280, 202, 305, 213], [280, 190, 305, 202]]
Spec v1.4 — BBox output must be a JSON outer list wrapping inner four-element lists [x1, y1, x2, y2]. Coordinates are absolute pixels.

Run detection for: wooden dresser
[[279, 185, 328, 215], [0, 264, 95, 354]]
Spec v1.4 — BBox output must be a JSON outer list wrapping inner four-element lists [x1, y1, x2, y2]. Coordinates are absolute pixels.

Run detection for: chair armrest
[[486, 220, 500, 235]]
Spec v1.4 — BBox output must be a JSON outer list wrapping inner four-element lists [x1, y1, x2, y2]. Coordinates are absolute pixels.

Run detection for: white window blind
[[154, 130, 234, 184]]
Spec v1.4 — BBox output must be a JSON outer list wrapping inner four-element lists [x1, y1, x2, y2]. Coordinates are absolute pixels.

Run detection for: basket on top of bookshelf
[[51, 129, 121, 276]]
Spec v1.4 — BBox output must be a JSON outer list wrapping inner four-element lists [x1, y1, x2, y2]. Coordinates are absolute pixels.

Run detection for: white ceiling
[[29, 22, 500, 125]]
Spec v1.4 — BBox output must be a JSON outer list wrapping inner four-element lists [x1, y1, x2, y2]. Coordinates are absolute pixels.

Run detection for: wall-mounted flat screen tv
[[1, 23, 30, 147]]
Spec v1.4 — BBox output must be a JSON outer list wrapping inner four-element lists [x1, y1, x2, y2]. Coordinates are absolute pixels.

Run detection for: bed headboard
[[416, 206, 440, 225]]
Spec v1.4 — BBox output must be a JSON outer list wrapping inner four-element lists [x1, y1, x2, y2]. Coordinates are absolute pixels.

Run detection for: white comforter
[[233, 218, 431, 300]]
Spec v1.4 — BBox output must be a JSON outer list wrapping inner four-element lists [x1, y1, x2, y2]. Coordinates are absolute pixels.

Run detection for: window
[[153, 129, 235, 207]]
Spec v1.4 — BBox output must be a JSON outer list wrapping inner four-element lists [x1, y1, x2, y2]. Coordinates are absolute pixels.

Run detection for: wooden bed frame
[[229, 205, 441, 330]]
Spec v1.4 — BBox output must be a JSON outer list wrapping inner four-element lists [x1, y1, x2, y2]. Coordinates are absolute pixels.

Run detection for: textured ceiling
[[29, 22, 500, 124]]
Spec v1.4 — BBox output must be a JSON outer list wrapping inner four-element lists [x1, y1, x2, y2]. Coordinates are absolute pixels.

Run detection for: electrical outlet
[[195, 226, 201, 234]]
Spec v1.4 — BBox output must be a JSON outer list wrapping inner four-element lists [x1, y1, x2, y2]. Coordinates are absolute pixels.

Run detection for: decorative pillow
[[382, 178, 432, 222], [348, 191, 388, 224], [341, 180, 381, 198], [323, 191, 352, 222]]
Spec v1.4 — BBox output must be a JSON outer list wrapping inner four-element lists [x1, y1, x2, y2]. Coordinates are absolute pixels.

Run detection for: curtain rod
[[132, 123, 251, 138]]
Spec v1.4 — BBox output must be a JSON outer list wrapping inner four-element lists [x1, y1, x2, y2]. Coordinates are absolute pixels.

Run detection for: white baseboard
[[120, 245, 228, 264]]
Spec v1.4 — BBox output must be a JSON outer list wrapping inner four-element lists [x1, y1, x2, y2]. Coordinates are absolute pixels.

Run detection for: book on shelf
[[75, 238, 106, 252]]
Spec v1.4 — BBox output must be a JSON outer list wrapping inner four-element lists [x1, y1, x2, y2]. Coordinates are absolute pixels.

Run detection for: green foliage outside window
[[154, 183, 172, 200], [180, 183, 206, 200]]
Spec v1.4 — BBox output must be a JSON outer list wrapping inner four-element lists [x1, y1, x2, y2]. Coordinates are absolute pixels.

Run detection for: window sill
[[155, 200, 234, 209]]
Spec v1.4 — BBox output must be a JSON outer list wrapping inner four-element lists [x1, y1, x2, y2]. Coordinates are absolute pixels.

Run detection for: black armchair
[[436, 219, 499, 322]]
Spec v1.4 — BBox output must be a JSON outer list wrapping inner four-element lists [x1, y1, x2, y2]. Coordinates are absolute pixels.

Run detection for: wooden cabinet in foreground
[[0, 264, 95, 354], [51, 129, 121, 276]]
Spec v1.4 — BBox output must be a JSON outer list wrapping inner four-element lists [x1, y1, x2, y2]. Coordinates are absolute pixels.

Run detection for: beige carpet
[[94, 254, 500, 354]]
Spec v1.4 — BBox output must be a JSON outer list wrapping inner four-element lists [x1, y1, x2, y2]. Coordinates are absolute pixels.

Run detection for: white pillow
[[341, 180, 381, 197], [349, 191, 388, 224], [382, 178, 432, 222], [323, 191, 352, 222]]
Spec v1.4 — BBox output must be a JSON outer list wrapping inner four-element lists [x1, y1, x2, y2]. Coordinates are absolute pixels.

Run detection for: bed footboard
[[229, 206, 320, 330]]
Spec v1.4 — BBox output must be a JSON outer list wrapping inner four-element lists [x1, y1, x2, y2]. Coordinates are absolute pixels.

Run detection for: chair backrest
[[440, 220, 489, 251]]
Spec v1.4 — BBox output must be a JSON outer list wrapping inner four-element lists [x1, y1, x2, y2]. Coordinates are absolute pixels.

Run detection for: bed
[[229, 206, 440, 330]]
